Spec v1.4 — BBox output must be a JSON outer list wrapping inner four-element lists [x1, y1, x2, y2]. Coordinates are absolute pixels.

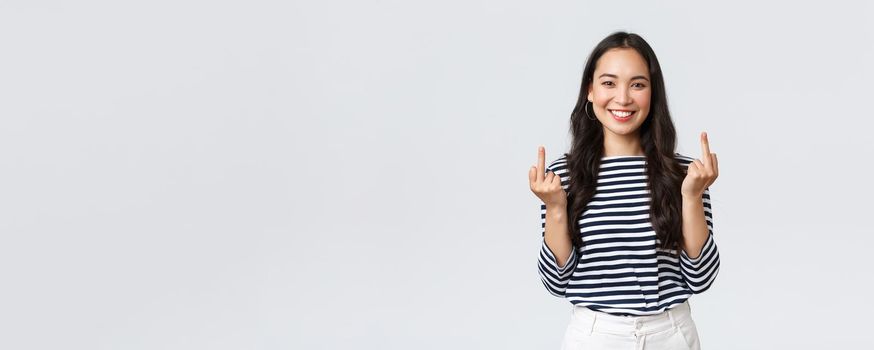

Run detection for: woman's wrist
[[681, 192, 703, 201], [545, 202, 568, 214]]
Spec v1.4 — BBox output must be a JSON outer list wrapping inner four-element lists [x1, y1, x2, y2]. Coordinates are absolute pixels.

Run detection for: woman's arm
[[538, 202, 578, 297], [677, 132, 721, 293], [544, 203, 574, 268], [681, 192, 710, 259], [679, 187, 720, 294], [531, 151, 577, 298]]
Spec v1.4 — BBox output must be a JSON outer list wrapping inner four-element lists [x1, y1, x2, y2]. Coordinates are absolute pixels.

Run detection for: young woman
[[527, 32, 720, 350]]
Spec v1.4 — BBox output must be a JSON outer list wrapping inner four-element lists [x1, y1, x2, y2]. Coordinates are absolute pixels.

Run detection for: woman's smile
[[608, 109, 636, 122]]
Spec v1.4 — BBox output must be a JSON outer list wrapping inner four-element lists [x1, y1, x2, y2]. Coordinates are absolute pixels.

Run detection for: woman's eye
[[602, 81, 614, 86], [633, 83, 647, 88]]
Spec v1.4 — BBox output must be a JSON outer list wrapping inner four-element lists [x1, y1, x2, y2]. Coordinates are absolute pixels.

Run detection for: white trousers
[[560, 301, 701, 350]]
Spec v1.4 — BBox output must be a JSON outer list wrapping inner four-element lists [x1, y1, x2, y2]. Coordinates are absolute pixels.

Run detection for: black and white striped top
[[538, 153, 720, 316]]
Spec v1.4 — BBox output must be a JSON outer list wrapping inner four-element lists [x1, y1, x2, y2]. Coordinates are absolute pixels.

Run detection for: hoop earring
[[584, 101, 596, 121]]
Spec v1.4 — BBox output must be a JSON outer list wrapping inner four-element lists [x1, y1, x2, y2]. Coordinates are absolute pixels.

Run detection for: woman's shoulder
[[544, 154, 571, 191], [672, 152, 696, 167], [545, 153, 569, 173]]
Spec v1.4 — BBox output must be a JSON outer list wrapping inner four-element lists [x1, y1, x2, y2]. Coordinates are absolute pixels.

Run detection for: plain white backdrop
[[1, 0, 873, 349]]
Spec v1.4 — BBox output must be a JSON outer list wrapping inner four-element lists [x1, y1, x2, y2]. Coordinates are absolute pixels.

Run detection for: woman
[[527, 31, 720, 350]]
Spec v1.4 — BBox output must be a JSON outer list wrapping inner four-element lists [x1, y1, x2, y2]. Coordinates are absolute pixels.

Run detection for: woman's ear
[[587, 84, 593, 102]]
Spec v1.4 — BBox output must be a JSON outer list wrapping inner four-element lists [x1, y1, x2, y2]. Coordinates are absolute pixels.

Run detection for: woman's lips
[[609, 109, 636, 122]]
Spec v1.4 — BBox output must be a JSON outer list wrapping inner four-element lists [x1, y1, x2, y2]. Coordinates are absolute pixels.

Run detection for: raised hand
[[528, 146, 567, 207], [681, 131, 719, 198]]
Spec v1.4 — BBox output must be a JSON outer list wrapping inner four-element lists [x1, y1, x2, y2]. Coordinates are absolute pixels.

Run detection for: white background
[[1, 1, 872, 349]]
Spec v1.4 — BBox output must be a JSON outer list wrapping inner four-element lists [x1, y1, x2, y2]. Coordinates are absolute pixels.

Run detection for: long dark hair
[[563, 31, 686, 256]]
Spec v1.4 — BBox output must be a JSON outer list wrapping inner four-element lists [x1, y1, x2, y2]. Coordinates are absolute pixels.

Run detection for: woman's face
[[587, 48, 652, 137]]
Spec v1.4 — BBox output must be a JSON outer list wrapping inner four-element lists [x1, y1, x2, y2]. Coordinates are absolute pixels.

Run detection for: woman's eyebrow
[[598, 73, 650, 82]]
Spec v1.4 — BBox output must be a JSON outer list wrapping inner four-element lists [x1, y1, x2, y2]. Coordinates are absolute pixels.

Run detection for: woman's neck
[[602, 131, 644, 157]]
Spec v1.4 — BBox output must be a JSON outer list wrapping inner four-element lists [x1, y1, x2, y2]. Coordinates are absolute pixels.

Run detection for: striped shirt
[[538, 153, 720, 316]]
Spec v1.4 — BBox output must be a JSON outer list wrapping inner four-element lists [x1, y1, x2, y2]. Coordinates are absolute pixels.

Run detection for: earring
[[584, 101, 596, 120]]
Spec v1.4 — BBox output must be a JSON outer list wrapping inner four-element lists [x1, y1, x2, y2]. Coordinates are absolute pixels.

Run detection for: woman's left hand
[[681, 131, 719, 198]]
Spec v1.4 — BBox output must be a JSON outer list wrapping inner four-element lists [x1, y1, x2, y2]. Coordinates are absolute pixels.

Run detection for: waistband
[[569, 301, 692, 337]]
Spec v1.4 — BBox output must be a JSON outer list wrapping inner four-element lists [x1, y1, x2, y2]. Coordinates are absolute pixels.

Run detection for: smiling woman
[[528, 31, 720, 350], [588, 47, 652, 154]]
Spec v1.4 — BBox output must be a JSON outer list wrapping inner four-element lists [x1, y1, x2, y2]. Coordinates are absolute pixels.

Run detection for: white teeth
[[610, 110, 634, 117]]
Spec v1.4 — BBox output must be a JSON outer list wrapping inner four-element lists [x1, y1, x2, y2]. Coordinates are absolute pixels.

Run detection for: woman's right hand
[[528, 146, 567, 208]]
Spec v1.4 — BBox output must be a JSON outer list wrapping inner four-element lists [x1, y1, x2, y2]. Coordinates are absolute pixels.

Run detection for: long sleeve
[[679, 187, 721, 294], [536, 160, 577, 298], [538, 203, 578, 297]]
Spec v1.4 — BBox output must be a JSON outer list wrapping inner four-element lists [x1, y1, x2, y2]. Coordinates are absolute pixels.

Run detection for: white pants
[[560, 301, 701, 350]]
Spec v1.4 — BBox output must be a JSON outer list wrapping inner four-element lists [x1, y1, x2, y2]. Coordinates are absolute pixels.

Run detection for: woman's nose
[[614, 87, 632, 104]]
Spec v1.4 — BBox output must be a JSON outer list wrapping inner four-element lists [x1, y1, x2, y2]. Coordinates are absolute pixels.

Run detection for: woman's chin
[[603, 124, 641, 136]]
